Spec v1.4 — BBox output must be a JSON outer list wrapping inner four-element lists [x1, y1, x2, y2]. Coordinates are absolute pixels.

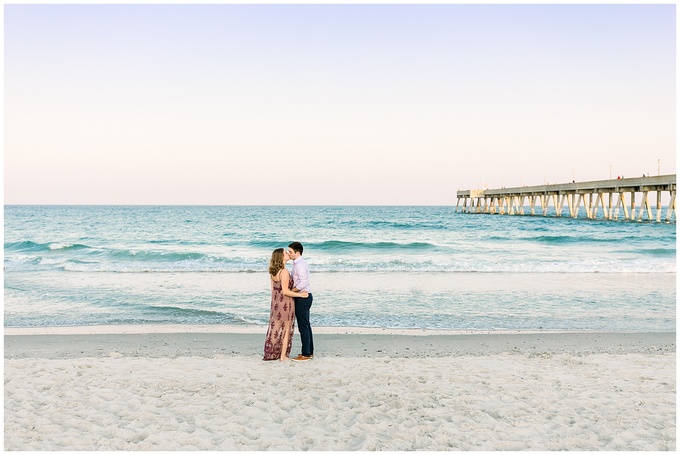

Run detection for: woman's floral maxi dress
[[263, 276, 296, 360]]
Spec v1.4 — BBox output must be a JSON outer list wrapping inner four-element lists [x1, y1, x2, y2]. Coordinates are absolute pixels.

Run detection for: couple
[[263, 241, 314, 362]]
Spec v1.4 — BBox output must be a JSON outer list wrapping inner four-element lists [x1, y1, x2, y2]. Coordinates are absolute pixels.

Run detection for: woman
[[263, 248, 308, 361]]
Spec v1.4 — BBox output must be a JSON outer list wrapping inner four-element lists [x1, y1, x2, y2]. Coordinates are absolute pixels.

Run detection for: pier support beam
[[667, 192, 676, 222]]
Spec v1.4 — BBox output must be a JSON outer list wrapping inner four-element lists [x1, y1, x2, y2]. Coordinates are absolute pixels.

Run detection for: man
[[288, 241, 313, 361]]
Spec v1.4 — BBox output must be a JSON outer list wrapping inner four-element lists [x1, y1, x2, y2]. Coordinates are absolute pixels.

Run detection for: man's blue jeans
[[294, 293, 314, 356]]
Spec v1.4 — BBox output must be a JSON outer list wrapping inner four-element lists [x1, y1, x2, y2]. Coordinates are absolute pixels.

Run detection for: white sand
[[4, 331, 676, 450]]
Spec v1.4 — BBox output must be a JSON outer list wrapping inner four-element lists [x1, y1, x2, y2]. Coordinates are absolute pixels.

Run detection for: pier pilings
[[456, 175, 676, 222]]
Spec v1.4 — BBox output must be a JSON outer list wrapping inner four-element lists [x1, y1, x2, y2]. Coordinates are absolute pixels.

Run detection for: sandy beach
[[4, 326, 676, 450]]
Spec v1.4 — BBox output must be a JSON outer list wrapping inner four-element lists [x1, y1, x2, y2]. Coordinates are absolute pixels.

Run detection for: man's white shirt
[[291, 256, 311, 293]]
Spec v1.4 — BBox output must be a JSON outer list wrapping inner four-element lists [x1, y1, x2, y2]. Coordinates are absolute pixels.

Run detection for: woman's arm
[[280, 269, 309, 298]]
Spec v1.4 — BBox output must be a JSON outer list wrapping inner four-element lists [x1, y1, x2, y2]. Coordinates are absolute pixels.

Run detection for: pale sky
[[4, 4, 677, 205]]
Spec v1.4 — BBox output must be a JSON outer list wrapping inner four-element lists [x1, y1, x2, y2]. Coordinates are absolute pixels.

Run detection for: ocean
[[3, 205, 676, 332]]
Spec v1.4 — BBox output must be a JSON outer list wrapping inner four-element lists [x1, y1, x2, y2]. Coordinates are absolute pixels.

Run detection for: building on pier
[[456, 174, 676, 222]]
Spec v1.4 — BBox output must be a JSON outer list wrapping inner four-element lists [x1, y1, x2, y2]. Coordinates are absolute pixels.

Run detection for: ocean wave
[[128, 304, 229, 318], [60, 262, 254, 273], [246, 239, 441, 252], [18, 242, 240, 265], [334, 220, 451, 230], [102, 302, 257, 325], [313, 240, 440, 252], [40, 259, 675, 274], [5, 241, 91, 252], [5, 247, 674, 274], [530, 235, 620, 244], [4, 241, 253, 273], [106, 249, 219, 263], [643, 248, 677, 257], [246, 240, 297, 250], [4, 308, 250, 328]]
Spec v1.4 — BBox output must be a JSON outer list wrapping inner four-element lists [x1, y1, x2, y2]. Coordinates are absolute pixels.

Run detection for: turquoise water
[[3, 205, 676, 331]]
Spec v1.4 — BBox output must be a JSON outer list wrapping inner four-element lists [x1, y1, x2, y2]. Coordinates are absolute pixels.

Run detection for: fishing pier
[[456, 174, 676, 222]]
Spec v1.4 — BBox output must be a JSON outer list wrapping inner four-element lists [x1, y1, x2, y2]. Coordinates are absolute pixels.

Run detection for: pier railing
[[456, 174, 676, 222]]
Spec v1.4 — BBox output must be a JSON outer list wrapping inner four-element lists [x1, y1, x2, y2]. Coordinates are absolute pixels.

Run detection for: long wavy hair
[[268, 248, 285, 277]]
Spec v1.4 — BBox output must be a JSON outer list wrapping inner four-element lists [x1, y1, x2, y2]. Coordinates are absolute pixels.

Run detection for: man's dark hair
[[288, 242, 303, 255]]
